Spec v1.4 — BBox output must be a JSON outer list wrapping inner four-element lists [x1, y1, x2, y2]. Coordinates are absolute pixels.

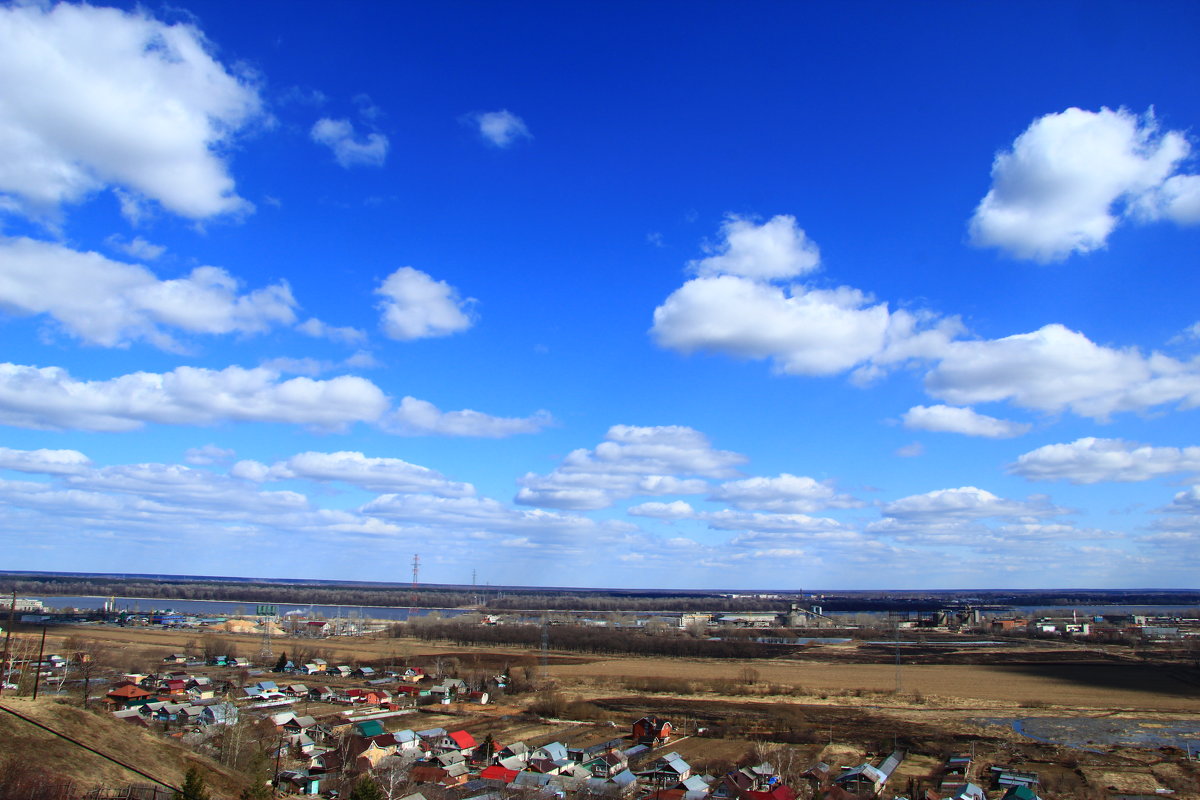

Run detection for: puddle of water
[[974, 716, 1200, 752]]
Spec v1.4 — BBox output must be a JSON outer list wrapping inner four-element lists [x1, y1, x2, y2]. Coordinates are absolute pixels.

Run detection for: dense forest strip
[[0, 575, 785, 612], [396, 620, 786, 658]]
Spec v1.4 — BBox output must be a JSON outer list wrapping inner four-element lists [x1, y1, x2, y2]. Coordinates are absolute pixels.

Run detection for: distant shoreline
[[27, 594, 474, 613]]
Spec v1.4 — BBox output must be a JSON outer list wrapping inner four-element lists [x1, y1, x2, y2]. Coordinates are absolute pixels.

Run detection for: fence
[[82, 785, 174, 800]]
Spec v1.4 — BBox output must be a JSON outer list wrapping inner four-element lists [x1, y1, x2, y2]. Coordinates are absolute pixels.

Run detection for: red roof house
[[105, 683, 153, 708], [633, 716, 673, 746], [449, 730, 477, 750], [480, 765, 519, 783]]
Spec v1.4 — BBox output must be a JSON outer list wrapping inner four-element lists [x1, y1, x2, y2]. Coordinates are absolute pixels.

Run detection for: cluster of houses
[[103, 656, 491, 728], [105, 674, 237, 728], [270, 715, 691, 797], [94, 655, 1052, 800], [269, 715, 1043, 800]]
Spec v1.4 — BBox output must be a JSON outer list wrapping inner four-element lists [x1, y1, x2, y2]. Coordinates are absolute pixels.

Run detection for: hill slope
[[0, 697, 247, 797]]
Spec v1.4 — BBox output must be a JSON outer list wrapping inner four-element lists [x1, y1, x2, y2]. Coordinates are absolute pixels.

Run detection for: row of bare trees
[[396, 620, 780, 659]]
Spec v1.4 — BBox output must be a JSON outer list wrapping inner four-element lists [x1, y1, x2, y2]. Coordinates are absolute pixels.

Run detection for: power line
[[0, 702, 179, 790]]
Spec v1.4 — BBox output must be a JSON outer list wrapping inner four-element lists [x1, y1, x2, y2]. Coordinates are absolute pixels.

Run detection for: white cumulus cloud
[[0, 362, 388, 432], [652, 216, 960, 377], [105, 235, 165, 261], [704, 509, 854, 534], [516, 424, 744, 510], [925, 323, 1200, 420], [0, 361, 544, 439], [0, 237, 296, 349], [0, 2, 261, 219], [470, 110, 531, 148], [690, 215, 820, 280], [311, 118, 389, 168], [656, 218, 1200, 426], [880, 486, 1066, 521], [383, 396, 554, 438], [376, 266, 475, 341], [654, 276, 959, 377], [902, 404, 1031, 438], [0, 446, 91, 475], [234, 450, 475, 496], [1163, 485, 1200, 514], [969, 107, 1198, 262], [710, 473, 861, 513], [296, 317, 368, 345], [1009, 437, 1200, 484], [627, 500, 696, 519]]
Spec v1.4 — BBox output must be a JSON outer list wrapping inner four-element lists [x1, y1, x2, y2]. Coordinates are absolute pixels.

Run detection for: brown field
[[556, 656, 1200, 712]]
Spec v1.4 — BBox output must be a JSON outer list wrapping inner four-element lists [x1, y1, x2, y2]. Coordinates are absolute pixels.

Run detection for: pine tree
[[239, 751, 274, 800], [239, 781, 273, 800], [274, 651, 289, 672], [174, 767, 211, 800], [348, 775, 385, 800]]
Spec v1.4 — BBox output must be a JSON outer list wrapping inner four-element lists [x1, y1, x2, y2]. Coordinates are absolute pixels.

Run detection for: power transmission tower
[[411, 554, 420, 590], [257, 605, 276, 661]]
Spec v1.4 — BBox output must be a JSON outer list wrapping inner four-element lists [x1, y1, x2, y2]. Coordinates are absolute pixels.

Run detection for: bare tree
[[376, 751, 419, 800], [71, 640, 105, 708]]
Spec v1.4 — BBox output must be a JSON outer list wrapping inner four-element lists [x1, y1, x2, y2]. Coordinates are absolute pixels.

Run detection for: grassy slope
[[0, 697, 246, 797]]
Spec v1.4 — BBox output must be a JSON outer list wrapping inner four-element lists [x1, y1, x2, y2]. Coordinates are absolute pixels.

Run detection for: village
[[2, 599, 1198, 800], [94, 652, 1042, 800]]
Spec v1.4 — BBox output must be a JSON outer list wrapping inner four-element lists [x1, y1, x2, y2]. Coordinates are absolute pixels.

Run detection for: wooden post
[[32, 626, 47, 700]]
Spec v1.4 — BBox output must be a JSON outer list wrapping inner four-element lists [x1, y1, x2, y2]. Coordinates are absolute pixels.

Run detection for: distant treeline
[[0, 575, 469, 608], [0, 575, 780, 612], [395, 620, 783, 659], [0, 575, 744, 612], [2, 574, 1195, 614]]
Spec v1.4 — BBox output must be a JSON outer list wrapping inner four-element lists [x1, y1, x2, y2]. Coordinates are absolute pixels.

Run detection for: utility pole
[[32, 627, 47, 700], [274, 734, 284, 796], [540, 615, 550, 684], [893, 612, 903, 694]]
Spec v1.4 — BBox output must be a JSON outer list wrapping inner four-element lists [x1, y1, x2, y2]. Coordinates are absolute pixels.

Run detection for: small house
[[632, 716, 673, 746]]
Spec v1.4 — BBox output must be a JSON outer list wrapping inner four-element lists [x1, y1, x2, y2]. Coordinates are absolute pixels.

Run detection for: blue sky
[[1, 1, 1199, 589]]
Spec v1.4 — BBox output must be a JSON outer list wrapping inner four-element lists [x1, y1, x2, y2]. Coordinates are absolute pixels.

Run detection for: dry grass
[[0, 697, 245, 795], [1079, 767, 1162, 793], [550, 657, 1200, 712]]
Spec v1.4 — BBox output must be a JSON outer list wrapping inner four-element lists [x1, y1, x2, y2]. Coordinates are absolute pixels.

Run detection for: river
[[24, 595, 470, 621]]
